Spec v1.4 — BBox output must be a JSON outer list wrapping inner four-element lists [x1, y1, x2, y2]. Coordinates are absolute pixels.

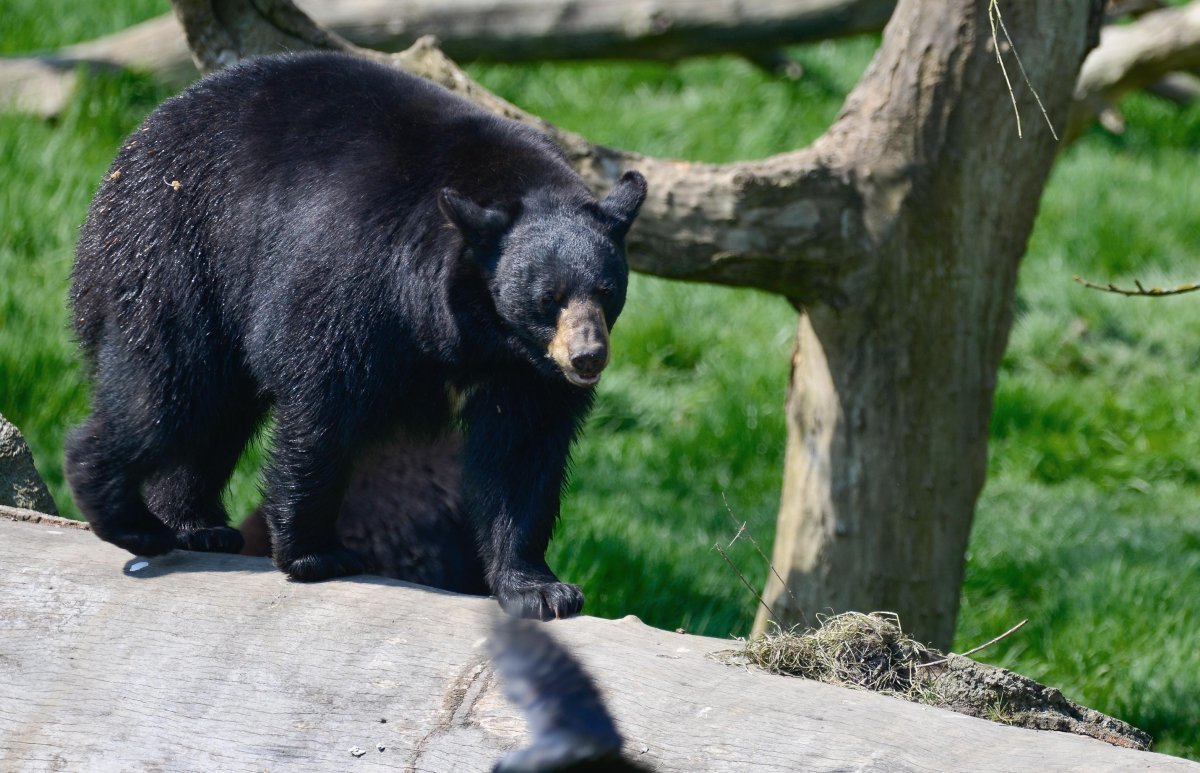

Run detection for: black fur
[[66, 52, 646, 620], [490, 617, 651, 772], [239, 433, 489, 595]]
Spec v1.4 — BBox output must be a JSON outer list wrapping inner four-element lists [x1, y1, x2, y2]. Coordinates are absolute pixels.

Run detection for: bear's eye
[[540, 290, 560, 310], [596, 283, 615, 298]]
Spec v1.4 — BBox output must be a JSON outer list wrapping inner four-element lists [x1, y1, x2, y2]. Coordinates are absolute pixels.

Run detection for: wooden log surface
[[0, 508, 1196, 772]]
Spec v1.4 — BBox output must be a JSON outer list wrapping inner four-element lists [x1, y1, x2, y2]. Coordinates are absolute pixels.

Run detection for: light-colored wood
[[0, 0, 896, 118], [752, 0, 1105, 648], [0, 510, 1195, 772], [1070, 0, 1200, 136], [304, 0, 898, 62]]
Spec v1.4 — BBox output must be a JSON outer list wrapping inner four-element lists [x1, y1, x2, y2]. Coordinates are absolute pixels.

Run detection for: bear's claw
[[279, 547, 371, 582], [99, 526, 177, 558], [497, 581, 585, 621], [175, 526, 245, 554]]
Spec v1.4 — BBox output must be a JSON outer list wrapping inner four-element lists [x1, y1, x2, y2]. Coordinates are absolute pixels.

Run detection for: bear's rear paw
[[102, 528, 175, 559], [497, 581, 584, 621], [279, 547, 371, 582], [175, 526, 244, 554], [96, 524, 177, 558]]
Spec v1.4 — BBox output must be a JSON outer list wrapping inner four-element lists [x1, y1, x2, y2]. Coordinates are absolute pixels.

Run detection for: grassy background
[[2, 1, 1198, 758]]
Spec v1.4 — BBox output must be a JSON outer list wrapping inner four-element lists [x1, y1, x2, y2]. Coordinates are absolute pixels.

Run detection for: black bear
[[66, 51, 646, 620], [239, 433, 490, 596]]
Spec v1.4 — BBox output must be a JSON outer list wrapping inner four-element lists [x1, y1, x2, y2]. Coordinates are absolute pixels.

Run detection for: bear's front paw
[[175, 526, 244, 554], [279, 547, 371, 582], [496, 581, 585, 621]]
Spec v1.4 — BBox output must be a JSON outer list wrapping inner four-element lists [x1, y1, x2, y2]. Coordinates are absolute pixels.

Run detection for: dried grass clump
[[726, 611, 937, 701], [717, 611, 1153, 749]]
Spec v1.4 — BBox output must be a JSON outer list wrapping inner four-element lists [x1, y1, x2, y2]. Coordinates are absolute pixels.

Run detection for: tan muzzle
[[547, 299, 609, 387]]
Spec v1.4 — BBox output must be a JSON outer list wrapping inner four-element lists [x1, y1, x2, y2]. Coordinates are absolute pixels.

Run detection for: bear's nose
[[570, 346, 607, 378]]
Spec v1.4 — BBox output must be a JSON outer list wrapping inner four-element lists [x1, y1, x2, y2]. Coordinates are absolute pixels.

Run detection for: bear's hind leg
[[66, 414, 176, 557], [259, 403, 370, 581], [142, 396, 265, 554], [144, 465, 243, 554]]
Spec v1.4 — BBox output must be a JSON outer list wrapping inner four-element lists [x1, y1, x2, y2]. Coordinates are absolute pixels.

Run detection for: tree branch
[[1073, 275, 1200, 297], [1069, 0, 1200, 137], [4, 0, 1191, 143], [312, 0, 898, 63]]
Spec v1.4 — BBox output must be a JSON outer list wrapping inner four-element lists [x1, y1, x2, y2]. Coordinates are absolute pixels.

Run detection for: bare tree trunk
[[756, 1, 1105, 647], [164, 0, 1101, 649], [312, 0, 898, 63]]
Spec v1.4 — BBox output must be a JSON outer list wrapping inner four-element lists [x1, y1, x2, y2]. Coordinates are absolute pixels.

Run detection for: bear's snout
[[570, 345, 606, 379], [548, 299, 609, 387]]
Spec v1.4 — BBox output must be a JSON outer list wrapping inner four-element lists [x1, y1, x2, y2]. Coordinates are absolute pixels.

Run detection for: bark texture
[[147, 0, 1096, 648], [3, 512, 1196, 772], [307, 0, 898, 63]]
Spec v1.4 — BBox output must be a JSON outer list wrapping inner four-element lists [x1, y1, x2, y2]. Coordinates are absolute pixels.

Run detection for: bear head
[[439, 170, 647, 388]]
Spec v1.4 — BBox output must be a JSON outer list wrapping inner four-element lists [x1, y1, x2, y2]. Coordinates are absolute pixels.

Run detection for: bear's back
[[147, 53, 575, 205], [85, 52, 580, 247], [72, 53, 588, 357]]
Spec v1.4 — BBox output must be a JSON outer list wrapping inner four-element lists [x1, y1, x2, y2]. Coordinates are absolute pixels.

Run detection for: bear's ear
[[438, 188, 512, 248], [598, 170, 648, 240]]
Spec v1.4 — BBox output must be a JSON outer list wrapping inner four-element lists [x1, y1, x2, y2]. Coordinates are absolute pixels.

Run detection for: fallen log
[[1069, 0, 1200, 137], [3, 1, 1192, 155], [0, 509, 1196, 772], [0, 0, 896, 117]]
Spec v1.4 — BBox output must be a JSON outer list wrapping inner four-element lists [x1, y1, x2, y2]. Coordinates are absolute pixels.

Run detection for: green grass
[[2, 2, 1199, 759], [0, 0, 171, 54], [958, 96, 1200, 756]]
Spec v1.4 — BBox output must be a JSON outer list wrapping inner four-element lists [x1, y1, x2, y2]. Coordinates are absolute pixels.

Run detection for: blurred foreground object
[[490, 616, 649, 772]]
